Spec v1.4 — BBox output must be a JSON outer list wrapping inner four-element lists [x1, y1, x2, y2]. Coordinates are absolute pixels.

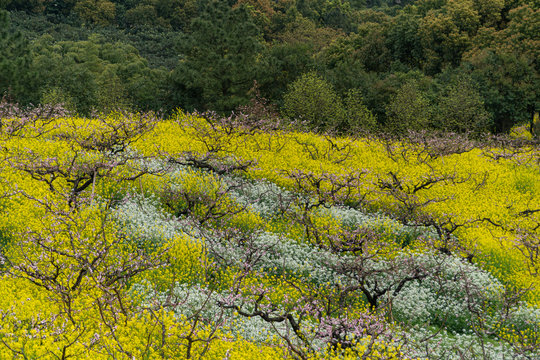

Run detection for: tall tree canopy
[[0, 0, 538, 134], [170, 0, 262, 112], [0, 10, 36, 103]]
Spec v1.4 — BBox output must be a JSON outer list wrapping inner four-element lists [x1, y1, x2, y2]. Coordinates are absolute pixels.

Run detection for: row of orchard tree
[[0, 0, 538, 135]]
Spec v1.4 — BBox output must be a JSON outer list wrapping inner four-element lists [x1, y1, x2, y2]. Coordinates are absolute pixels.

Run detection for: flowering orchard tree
[[0, 109, 538, 359]]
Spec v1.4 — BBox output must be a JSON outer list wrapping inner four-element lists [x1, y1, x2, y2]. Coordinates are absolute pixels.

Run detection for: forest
[[0, 1, 539, 359], [1, 0, 539, 135]]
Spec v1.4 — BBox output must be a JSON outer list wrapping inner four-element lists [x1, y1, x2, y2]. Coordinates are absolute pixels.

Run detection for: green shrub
[[343, 88, 377, 133], [282, 72, 345, 132], [385, 81, 431, 135]]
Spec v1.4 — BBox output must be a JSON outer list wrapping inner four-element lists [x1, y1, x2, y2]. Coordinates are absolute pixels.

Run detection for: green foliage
[[418, 2, 476, 74], [472, 0, 504, 27], [386, 12, 423, 69], [171, 0, 262, 112], [319, 0, 357, 33], [343, 88, 377, 132], [385, 80, 431, 134], [532, 112, 540, 138], [283, 72, 345, 132], [41, 87, 76, 112], [465, 50, 538, 133], [432, 74, 492, 134], [123, 0, 197, 30], [73, 0, 116, 26], [256, 42, 315, 107], [31, 34, 167, 114], [124, 3, 160, 28], [278, 13, 342, 53], [3, 0, 46, 13], [43, 0, 79, 22], [0, 0, 537, 136], [0, 10, 37, 104], [319, 24, 390, 91], [155, 0, 198, 30]]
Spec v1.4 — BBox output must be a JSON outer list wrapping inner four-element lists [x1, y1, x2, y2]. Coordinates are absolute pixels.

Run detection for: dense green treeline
[[1, 0, 538, 134]]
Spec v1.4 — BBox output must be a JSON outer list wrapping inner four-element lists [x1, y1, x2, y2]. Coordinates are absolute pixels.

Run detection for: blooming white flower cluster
[[205, 230, 351, 285], [503, 302, 540, 334], [130, 281, 289, 343], [222, 175, 293, 218], [323, 205, 439, 244], [391, 252, 504, 332], [111, 192, 197, 247], [404, 325, 533, 359]]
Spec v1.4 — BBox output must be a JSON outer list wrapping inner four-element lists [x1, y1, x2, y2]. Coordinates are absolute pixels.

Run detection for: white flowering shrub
[[112, 192, 197, 248], [205, 229, 351, 285], [324, 205, 440, 247], [131, 281, 289, 344], [404, 326, 521, 359], [391, 253, 505, 332], [223, 175, 293, 218]]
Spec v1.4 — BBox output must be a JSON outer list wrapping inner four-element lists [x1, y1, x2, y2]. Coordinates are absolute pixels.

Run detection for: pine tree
[[0, 10, 36, 104], [171, 0, 262, 112]]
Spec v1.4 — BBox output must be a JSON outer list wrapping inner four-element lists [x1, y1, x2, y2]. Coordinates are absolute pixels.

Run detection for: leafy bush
[[385, 80, 431, 134], [283, 72, 346, 132]]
